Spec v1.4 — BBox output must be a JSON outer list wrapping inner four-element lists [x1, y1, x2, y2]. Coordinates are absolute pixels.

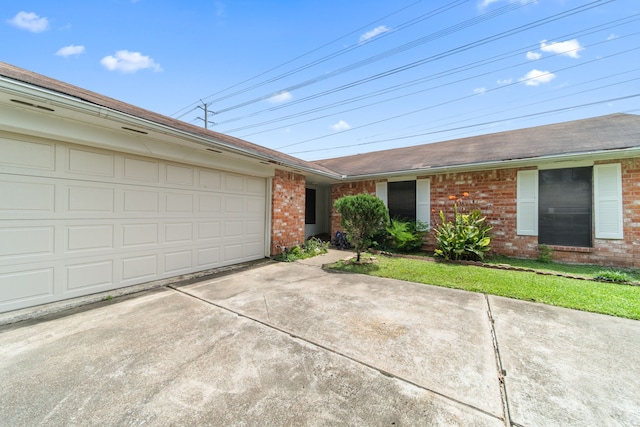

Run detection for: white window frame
[[376, 179, 430, 227], [516, 164, 623, 241]]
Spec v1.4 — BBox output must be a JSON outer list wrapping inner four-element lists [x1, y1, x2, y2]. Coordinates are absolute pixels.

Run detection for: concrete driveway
[[1, 250, 639, 426]]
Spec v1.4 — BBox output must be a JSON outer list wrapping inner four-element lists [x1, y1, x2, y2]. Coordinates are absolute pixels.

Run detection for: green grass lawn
[[329, 255, 640, 320]]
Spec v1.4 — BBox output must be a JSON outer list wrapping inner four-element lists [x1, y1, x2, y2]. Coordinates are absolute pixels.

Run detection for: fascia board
[[1, 76, 341, 180], [340, 148, 640, 180]]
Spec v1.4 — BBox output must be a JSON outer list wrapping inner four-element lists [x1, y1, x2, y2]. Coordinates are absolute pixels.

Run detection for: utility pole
[[196, 100, 216, 129]]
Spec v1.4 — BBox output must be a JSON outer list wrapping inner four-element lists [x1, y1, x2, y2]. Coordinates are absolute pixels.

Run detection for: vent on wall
[[10, 99, 55, 112], [121, 126, 148, 135]]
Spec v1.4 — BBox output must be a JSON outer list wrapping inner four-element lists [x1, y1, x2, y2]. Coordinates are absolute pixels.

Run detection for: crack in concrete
[[169, 284, 505, 424], [484, 295, 512, 427]]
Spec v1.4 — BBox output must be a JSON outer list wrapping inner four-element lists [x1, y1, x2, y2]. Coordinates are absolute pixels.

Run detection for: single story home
[[1, 61, 639, 313]]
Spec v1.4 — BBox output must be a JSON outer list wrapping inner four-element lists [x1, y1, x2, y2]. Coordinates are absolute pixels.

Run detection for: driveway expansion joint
[[485, 295, 513, 427], [168, 284, 505, 424]]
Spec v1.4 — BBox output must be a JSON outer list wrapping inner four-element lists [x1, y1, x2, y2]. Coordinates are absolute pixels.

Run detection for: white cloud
[[331, 120, 351, 132], [540, 39, 583, 58], [359, 25, 390, 43], [473, 87, 487, 95], [100, 50, 162, 73], [479, 0, 501, 8], [8, 11, 49, 32], [56, 45, 85, 57], [607, 33, 617, 41], [268, 91, 292, 103], [520, 69, 556, 86], [497, 77, 513, 85], [526, 51, 541, 60]]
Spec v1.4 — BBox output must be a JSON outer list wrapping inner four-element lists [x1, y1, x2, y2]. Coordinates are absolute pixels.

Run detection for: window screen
[[388, 181, 416, 221], [538, 167, 592, 247]]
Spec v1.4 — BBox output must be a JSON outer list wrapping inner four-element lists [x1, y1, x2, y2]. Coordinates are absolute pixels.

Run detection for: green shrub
[[334, 194, 390, 262], [433, 206, 491, 261], [386, 219, 428, 253]]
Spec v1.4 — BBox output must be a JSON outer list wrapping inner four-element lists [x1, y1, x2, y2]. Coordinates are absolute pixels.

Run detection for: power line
[[170, 0, 435, 118], [287, 95, 640, 155], [278, 45, 640, 150], [221, 17, 639, 135], [208, 0, 541, 117], [276, 18, 634, 150]]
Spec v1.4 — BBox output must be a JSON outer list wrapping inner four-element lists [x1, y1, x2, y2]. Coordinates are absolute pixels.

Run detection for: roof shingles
[[3, 61, 638, 180], [314, 113, 640, 176]]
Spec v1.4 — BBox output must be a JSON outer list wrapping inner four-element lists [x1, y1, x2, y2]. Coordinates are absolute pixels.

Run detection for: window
[[516, 164, 623, 246], [376, 179, 430, 225], [305, 188, 316, 224], [538, 167, 592, 247], [388, 181, 416, 221]]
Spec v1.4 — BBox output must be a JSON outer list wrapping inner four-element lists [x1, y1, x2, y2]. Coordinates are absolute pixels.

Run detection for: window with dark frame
[[538, 167, 592, 247], [305, 188, 316, 225], [388, 180, 416, 221]]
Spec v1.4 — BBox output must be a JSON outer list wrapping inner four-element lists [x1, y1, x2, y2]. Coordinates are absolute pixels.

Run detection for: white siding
[[594, 163, 623, 239], [517, 170, 538, 236]]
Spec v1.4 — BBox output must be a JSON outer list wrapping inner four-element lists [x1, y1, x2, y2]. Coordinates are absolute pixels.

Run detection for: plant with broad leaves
[[433, 193, 491, 261]]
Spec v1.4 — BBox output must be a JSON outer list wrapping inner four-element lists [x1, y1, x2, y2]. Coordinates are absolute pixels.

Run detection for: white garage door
[[0, 135, 267, 313]]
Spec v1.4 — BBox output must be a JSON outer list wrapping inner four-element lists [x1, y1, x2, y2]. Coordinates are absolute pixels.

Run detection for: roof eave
[[340, 147, 640, 180], [1, 75, 342, 180]]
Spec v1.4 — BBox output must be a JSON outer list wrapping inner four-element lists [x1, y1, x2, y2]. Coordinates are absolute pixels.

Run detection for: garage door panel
[[0, 179, 55, 213], [247, 177, 266, 195], [68, 186, 115, 213], [165, 164, 194, 186], [164, 250, 193, 274], [1, 136, 267, 313], [197, 247, 220, 267], [223, 244, 244, 262], [166, 193, 193, 213], [122, 254, 158, 282], [198, 170, 221, 189], [223, 221, 244, 238], [122, 223, 158, 247], [246, 220, 264, 237], [123, 157, 160, 182], [68, 147, 115, 178], [247, 197, 266, 215], [0, 227, 54, 258], [198, 195, 222, 213], [165, 222, 193, 243], [0, 266, 54, 308], [224, 174, 245, 192], [197, 222, 221, 240], [66, 225, 114, 251], [0, 136, 55, 171], [245, 241, 265, 258], [66, 260, 113, 291], [123, 189, 160, 213]]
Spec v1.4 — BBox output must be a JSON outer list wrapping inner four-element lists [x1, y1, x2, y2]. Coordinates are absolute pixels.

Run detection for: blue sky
[[2, 0, 639, 161]]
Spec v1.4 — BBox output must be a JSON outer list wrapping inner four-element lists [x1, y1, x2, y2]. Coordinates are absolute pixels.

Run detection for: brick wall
[[271, 169, 306, 255], [328, 159, 640, 267]]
